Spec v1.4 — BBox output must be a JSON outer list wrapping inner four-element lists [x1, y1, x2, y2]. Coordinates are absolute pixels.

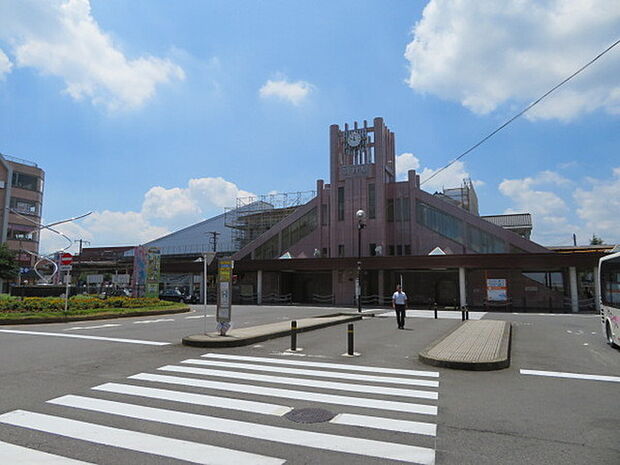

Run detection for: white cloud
[[574, 168, 620, 243], [404, 0, 620, 121], [40, 176, 254, 253], [396, 152, 481, 192], [0, 49, 12, 78], [0, 0, 184, 110], [259, 77, 314, 105]]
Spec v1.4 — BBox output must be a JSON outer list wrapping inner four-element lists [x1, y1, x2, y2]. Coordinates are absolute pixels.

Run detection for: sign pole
[[216, 259, 233, 335], [203, 252, 208, 335], [64, 270, 70, 317]]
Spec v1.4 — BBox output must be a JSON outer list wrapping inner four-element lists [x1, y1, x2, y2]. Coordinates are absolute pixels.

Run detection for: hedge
[[0, 295, 176, 313]]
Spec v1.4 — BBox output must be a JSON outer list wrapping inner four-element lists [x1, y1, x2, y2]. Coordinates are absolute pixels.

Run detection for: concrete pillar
[[569, 266, 579, 313], [378, 270, 384, 305], [257, 270, 263, 305], [593, 266, 600, 313], [459, 267, 467, 308]]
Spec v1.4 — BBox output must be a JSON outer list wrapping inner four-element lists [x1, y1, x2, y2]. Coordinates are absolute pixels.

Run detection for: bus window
[[601, 255, 620, 308]]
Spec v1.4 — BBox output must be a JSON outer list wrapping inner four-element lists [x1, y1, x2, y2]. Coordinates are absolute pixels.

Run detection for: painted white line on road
[[0, 440, 96, 464], [162, 364, 438, 400], [183, 358, 439, 387], [65, 324, 121, 331], [90, 383, 291, 416], [133, 319, 175, 324], [130, 373, 438, 415], [520, 369, 620, 383], [51, 396, 435, 465], [331, 413, 437, 437], [0, 329, 170, 346], [377, 310, 487, 320], [202, 353, 440, 378], [0, 410, 284, 465], [185, 315, 213, 319]]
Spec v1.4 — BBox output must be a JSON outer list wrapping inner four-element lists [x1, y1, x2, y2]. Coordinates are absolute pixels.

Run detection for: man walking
[[392, 284, 408, 329]]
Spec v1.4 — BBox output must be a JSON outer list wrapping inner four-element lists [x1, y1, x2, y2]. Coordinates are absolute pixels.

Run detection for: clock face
[[347, 131, 362, 147]]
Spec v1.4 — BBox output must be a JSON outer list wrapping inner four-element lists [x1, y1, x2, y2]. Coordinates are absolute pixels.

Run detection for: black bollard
[[347, 323, 354, 356], [290, 320, 297, 351], [434, 302, 438, 319], [465, 305, 470, 320], [461, 306, 465, 321]]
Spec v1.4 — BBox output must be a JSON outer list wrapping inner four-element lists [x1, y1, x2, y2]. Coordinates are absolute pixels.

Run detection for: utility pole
[[74, 239, 91, 293], [207, 231, 220, 252]]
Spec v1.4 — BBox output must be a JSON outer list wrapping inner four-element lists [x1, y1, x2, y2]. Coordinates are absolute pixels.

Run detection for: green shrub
[[0, 295, 176, 313]]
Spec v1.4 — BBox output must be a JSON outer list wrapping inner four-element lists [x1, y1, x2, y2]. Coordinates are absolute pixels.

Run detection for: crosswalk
[[0, 353, 440, 464]]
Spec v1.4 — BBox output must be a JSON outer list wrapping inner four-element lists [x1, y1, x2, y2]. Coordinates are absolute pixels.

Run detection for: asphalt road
[[0, 306, 618, 464]]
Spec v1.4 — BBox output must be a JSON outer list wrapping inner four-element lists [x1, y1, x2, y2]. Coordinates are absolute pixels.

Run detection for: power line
[[420, 38, 620, 187]]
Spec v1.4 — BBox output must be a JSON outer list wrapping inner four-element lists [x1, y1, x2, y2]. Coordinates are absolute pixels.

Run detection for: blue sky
[[1, 0, 619, 252]]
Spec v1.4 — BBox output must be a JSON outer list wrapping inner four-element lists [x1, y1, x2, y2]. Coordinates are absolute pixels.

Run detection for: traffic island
[[182, 314, 363, 348], [418, 320, 512, 371]]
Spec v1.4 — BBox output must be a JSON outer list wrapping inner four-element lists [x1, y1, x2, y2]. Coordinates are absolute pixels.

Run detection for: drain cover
[[284, 408, 335, 424]]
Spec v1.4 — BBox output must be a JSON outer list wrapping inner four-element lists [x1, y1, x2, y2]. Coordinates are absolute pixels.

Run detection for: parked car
[[159, 288, 196, 304]]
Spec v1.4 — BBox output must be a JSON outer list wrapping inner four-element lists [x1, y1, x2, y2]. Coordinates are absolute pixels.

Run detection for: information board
[[216, 259, 234, 323], [487, 278, 508, 302]]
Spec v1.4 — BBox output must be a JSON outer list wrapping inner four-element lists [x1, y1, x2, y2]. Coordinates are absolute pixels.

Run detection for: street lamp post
[[356, 209, 367, 313]]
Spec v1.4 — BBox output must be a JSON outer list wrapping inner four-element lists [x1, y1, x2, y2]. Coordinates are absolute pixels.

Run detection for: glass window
[[416, 201, 464, 243], [369, 243, 376, 256], [522, 272, 564, 292], [12, 172, 40, 191], [10, 197, 39, 215], [467, 225, 506, 253], [337, 187, 345, 221], [402, 197, 410, 221], [281, 207, 317, 253], [396, 245, 402, 255], [388, 245, 395, 256], [404, 244, 411, 255], [338, 244, 345, 257], [8, 224, 36, 241], [386, 199, 394, 222], [601, 256, 620, 309], [321, 203, 328, 226], [254, 235, 279, 260], [368, 184, 376, 219]]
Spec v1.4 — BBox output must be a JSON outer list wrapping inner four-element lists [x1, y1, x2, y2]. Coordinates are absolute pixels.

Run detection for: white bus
[[599, 251, 620, 347]]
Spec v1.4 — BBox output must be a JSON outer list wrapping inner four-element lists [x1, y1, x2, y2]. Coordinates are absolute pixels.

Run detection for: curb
[[0, 307, 190, 326], [182, 314, 363, 348], [418, 321, 512, 371]]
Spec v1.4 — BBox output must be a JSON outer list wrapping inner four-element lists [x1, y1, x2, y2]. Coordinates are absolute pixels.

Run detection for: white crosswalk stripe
[[0, 353, 441, 465]]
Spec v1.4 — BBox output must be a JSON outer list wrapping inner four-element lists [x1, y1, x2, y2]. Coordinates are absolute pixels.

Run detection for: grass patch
[[0, 303, 188, 322]]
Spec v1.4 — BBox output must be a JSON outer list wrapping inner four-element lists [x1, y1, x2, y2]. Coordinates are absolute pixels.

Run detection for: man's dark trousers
[[394, 304, 406, 328]]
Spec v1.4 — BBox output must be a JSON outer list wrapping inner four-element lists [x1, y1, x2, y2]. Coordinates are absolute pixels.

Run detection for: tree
[[590, 234, 604, 245], [0, 243, 19, 280]]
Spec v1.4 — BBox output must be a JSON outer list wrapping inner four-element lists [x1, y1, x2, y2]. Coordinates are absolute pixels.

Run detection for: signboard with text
[[487, 278, 508, 302], [216, 259, 233, 323]]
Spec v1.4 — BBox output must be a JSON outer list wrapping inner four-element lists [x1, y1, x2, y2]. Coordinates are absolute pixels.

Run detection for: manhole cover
[[284, 408, 335, 424]]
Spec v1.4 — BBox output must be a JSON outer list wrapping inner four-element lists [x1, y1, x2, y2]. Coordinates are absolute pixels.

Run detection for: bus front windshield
[[601, 256, 620, 309]]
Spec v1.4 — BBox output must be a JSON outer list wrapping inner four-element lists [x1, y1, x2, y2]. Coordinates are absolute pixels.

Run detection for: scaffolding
[[440, 178, 479, 215], [225, 191, 316, 251]]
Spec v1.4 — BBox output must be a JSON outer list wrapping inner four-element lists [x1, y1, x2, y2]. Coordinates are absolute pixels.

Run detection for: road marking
[[202, 353, 440, 378], [90, 383, 291, 416], [65, 324, 121, 331], [0, 410, 284, 465], [377, 310, 487, 320], [182, 358, 439, 387], [330, 413, 437, 437], [50, 396, 435, 465], [0, 440, 96, 464], [0, 329, 170, 346], [161, 364, 438, 400], [130, 373, 437, 415], [133, 318, 175, 324], [520, 369, 620, 383], [185, 315, 213, 319]]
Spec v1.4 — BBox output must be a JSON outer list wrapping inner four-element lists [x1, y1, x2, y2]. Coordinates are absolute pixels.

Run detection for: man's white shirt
[[392, 291, 407, 305]]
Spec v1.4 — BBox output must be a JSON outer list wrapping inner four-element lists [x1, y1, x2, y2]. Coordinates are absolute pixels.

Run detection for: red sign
[[60, 253, 73, 265]]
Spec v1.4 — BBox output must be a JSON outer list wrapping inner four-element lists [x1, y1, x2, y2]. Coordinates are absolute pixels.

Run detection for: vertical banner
[[487, 278, 508, 302], [132, 246, 147, 297], [132, 246, 160, 297], [217, 259, 233, 327], [145, 247, 161, 298]]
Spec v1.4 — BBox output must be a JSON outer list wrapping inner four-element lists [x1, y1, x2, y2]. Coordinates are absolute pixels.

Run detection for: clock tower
[[327, 117, 396, 259]]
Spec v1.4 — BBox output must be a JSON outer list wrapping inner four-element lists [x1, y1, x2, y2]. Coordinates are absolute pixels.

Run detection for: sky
[[1, 0, 619, 254]]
